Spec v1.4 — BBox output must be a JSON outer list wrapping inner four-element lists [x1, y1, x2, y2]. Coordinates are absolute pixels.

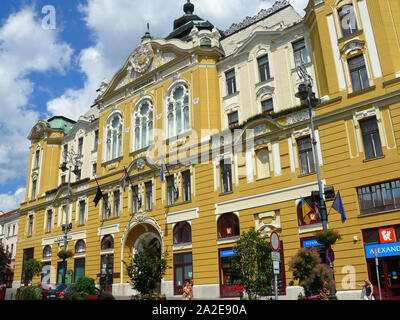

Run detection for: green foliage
[[125, 239, 169, 295], [22, 258, 43, 282], [16, 286, 42, 300], [288, 247, 334, 297], [0, 244, 11, 284], [230, 228, 273, 300], [69, 276, 96, 300], [57, 249, 73, 260]]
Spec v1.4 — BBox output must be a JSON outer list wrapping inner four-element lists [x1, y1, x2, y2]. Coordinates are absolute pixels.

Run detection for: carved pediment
[[28, 121, 48, 141]]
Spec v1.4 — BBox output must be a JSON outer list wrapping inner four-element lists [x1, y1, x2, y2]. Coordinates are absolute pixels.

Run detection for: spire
[[184, 0, 194, 15], [141, 23, 152, 41]]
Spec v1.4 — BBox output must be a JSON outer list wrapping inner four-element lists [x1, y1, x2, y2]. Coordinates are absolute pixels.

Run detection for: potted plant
[[57, 249, 73, 260], [314, 229, 342, 246]]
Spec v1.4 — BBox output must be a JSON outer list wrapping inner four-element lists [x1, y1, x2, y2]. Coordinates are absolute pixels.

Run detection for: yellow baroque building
[[14, 0, 400, 299]]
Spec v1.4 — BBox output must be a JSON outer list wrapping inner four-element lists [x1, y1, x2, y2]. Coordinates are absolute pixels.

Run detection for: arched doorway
[[120, 218, 164, 294]]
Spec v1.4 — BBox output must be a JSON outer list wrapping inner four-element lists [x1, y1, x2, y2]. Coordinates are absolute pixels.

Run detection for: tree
[[125, 238, 168, 296], [288, 247, 334, 298], [22, 258, 43, 285], [230, 228, 274, 299], [0, 244, 11, 284]]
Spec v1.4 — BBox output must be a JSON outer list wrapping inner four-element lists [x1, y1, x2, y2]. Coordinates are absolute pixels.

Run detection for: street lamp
[[59, 149, 82, 284], [295, 66, 338, 300]]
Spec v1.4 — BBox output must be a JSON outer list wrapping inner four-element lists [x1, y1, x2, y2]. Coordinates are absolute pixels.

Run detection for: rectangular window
[[220, 159, 233, 193], [293, 39, 307, 67], [348, 55, 369, 92], [61, 175, 66, 184], [182, 170, 191, 202], [113, 190, 120, 217], [94, 130, 99, 152], [34, 150, 40, 168], [357, 179, 400, 214], [297, 137, 315, 175], [47, 210, 52, 233], [74, 258, 85, 283], [257, 55, 271, 82], [261, 99, 274, 113], [228, 111, 239, 128], [225, 70, 237, 95], [132, 185, 139, 213], [103, 194, 109, 220], [145, 181, 152, 211], [359, 117, 383, 160], [174, 252, 193, 295], [338, 5, 358, 37], [78, 137, 83, 156], [28, 215, 34, 237], [167, 175, 176, 206], [63, 144, 68, 161], [92, 163, 97, 177], [32, 180, 37, 200], [79, 200, 85, 225]]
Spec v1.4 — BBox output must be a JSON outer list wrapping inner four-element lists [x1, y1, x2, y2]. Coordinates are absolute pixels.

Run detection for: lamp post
[[59, 149, 82, 284], [295, 66, 337, 300]]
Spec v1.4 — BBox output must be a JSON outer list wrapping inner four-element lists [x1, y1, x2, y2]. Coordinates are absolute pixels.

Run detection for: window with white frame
[[359, 117, 383, 160], [293, 39, 307, 67], [113, 190, 120, 217], [79, 200, 85, 225], [46, 209, 53, 233], [257, 55, 271, 82], [338, 4, 358, 37], [167, 82, 190, 138], [28, 214, 34, 237], [348, 55, 369, 92], [105, 113, 123, 161], [297, 136, 315, 175], [225, 69, 237, 96], [133, 99, 154, 150]]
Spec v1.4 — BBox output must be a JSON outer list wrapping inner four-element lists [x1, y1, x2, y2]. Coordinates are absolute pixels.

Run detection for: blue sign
[[365, 242, 400, 259], [302, 239, 324, 248], [220, 249, 235, 258]]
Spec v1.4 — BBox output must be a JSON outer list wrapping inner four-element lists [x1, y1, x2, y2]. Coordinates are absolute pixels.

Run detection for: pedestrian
[[182, 280, 191, 300], [358, 279, 374, 300], [189, 279, 194, 300]]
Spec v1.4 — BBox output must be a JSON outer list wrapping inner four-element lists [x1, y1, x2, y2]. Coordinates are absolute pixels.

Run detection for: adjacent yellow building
[[14, 0, 400, 299]]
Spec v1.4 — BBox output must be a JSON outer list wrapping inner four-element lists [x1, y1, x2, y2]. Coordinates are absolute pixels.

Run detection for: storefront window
[[219, 248, 240, 298], [173, 252, 193, 295]]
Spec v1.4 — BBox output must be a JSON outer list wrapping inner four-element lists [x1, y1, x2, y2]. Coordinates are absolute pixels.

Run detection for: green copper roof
[[47, 116, 76, 134]]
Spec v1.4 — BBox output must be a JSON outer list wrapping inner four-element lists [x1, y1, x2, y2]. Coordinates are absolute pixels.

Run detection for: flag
[[93, 186, 103, 207], [332, 191, 346, 223], [160, 158, 165, 183], [301, 198, 313, 225]]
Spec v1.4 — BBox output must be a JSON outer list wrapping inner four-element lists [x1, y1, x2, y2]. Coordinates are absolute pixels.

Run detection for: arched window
[[173, 222, 192, 244], [166, 82, 190, 138], [75, 240, 86, 254], [105, 113, 123, 161], [133, 99, 154, 150], [297, 197, 321, 226], [43, 245, 52, 258], [101, 235, 114, 250], [217, 213, 240, 239]]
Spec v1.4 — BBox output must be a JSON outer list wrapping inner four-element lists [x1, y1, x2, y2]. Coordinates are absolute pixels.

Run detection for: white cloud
[[0, 7, 73, 193], [0, 188, 25, 212]]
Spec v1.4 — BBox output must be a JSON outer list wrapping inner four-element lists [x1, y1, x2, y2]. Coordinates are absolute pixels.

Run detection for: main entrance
[[121, 217, 163, 292], [367, 257, 400, 300]]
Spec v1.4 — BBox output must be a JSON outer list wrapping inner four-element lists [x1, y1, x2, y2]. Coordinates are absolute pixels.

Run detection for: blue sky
[[0, 0, 308, 212]]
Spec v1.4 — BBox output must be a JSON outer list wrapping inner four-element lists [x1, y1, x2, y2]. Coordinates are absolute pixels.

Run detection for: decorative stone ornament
[[130, 43, 154, 74]]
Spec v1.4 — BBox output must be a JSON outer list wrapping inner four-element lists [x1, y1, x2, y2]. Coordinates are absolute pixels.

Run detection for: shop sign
[[378, 227, 396, 244], [365, 242, 400, 259], [302, 239, 324, 248], [220, 249, 235, 258]]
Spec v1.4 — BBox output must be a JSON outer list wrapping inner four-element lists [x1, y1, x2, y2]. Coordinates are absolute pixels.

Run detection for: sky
[[0, 0, 309, 212]]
